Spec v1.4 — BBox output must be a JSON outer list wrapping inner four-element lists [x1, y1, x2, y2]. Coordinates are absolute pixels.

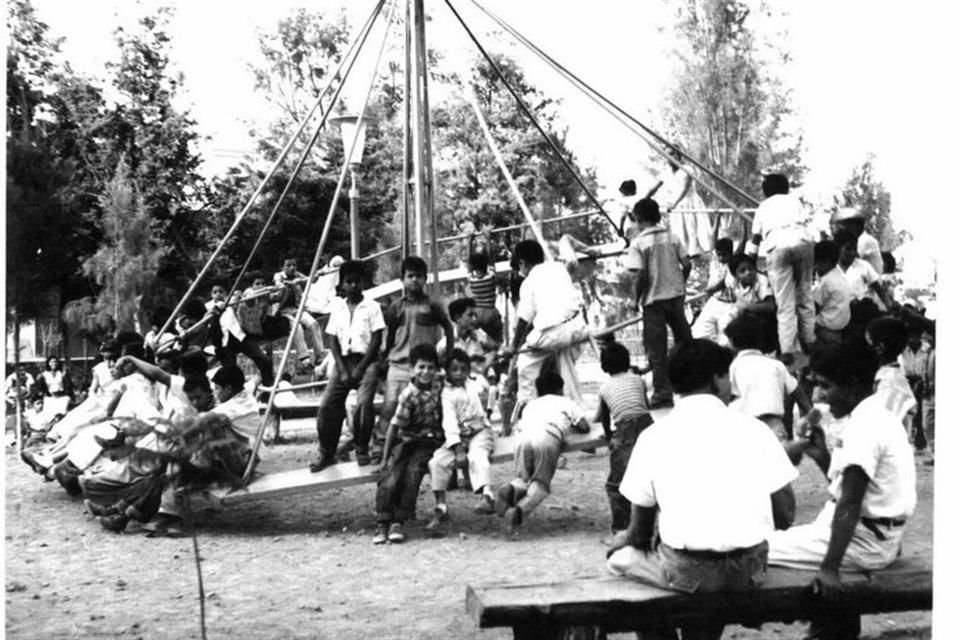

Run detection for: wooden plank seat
[[466, 557, 933, 639], [208, 425, 611, 506]]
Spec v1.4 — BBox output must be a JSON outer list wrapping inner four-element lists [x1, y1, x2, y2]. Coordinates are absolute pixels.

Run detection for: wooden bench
[[466, 557, 932, 639]]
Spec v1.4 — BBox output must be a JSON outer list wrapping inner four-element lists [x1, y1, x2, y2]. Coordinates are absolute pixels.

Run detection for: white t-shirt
[[516, 394, 586, 442], [213, 390, 261, 441], [873, 364, 917, 429], [729, 349, 797, 418], [516, 261, 582, 330], [826, 394, 916, 519], [112, 372, 161, 422], [841, 258, 880, 300], [750, 193, 813, 254], [157, 374, 196, 422], [858, 233, 883, 275], [325, 296, 385, 356], [620, 394, 798, 551], [813, 266, 854, 330]]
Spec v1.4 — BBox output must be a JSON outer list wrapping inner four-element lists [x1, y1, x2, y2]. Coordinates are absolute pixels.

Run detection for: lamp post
[[331, 114, 373, 259]]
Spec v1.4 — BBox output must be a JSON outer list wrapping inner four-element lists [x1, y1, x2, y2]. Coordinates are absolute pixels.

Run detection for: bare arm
[[608, 504, 658, 557], [116, 356, 172, 388], [770, 483, 796, 530], [812, 466, 870, 599]]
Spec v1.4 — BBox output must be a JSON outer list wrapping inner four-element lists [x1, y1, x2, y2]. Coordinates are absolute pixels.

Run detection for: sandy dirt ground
[[5, 421, 934, 640]]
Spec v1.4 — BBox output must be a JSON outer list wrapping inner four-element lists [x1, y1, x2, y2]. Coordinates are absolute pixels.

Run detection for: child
[[724, 313, 813, 441], [425, 348, 496, 534], [726, 253, 778, 354], [834, 230, 897, 311], [465, 230, 504, 343], [691, 238, 737, 346], [373, 343, 445, 544], [899, 320, 930, 451], [595, 341, 652, 536], [865, 316, 916, 434], [494, 371, 590, 534], [273, 257, 325, 368], [310, 260, 385, 470], [372, 256, 455, 464], [439, 297, 500, 378], [812, 240, 854, 346]]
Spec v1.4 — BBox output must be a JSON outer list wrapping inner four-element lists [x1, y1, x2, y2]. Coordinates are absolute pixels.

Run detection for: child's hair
[[210, 280, 226, 292], [99, 338, 120, 357], [183, 375, 211, 396], [881, 251, 897, 274], [619, 179, 637, 197], [282, 256, 297, 265], [715, 238, 733, 255], [211, 364, 245, 392], [150, 305, 173, 326], [116, 331, 145, 360], [723, 312, 765, 351], [401, 256, 428, 277], [513, 240, 545, 266], [446, 347, 471, 371], [468, 252, 489, 273], [814, 240, 840, 265], [866, 316, 908, 362], [535, 370, 564, 396], [727, 253, 756, 276], [810, 341, 877, 390], [180, 349, 208, 378], [181, 297, 207, 322], [633, 198, 661, 224], [761, 173, 790, 197], [600, 341, 632, 375], [447, 297, 476, 322], [409, 343, 439, 367], [832, 229, 857, 249], [339, 259, 367, 281], [667, 339, 734, 394]]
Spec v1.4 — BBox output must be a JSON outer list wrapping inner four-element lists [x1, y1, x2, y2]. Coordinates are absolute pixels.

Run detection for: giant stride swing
[[151, 0, 760, 505]]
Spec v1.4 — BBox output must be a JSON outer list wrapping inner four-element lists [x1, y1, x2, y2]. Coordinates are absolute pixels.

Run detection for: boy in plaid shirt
[[373, 344, 445, 544]]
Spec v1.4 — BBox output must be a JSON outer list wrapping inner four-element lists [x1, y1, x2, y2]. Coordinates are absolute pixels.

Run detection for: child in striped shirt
[[466, 231, 503, 343], [595, 341, 652, 535]]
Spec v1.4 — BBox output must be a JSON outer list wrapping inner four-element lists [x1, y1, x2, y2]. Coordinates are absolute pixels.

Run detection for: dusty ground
[[5, 420, 934, 639]]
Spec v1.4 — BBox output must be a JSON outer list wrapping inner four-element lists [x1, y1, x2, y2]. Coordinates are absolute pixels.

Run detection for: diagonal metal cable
[[443, 0, 625, 241], [241, 0, 402, 486], [464, 0, 760, 209], [155, 0, 388, 341]]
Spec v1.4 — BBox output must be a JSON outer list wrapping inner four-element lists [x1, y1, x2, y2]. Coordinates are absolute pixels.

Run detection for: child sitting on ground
[[374, 343, 445, 545], [812, 239, 854, 346], [724, 313, 813, 442], [425, 349, 497, 535], [595, 341, 652, 537], [865, 316, 916, 433], [494, 370, 590, 534]]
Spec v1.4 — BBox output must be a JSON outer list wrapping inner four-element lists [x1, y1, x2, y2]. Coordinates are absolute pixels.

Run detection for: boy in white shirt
[[493, 371, 590, 534], [725, 313, 813, 441], [834, 230, 896, 311], [812, 240, 854, 346], [865, 317, 916, 434]]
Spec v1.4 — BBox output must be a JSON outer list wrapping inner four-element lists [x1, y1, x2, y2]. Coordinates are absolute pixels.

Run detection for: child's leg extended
[[395, 441, 438, 523], [428, 445, 456, 508], [467, 429, 494, 496], [375, 440, 412, 524]]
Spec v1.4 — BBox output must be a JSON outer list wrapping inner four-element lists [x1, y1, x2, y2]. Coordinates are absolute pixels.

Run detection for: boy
[[372, 256, 454, 464], [691, 238, 737, 346], [724, 313, 814, 442], [425, 348, 496, 535], [812, 240, 854, 346], [726, 253, 778, 354], [310, 260, 384, 470], [626, 198, 692, 407], [438, 297, 500, 377], [273, 257, 325, 367], [206, 282, 275, 388], [374, 343, 445, 544], [865, 316, 916, 434], [465, 230, 504, 343], [900, 320, 932, 453], [595, 341, 652, 536], [494, 371, 590, 534], [834, 230, 897, 311]]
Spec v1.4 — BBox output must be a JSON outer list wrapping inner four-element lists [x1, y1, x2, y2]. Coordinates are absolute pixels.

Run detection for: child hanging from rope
[[494, 370, 590, 535], [425, 348, 497, 536]]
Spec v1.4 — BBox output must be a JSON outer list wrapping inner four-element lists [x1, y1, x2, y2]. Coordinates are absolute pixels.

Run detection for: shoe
[[355, 451, 371, 466], [84, 499, 118, 517], [474, 494, 496, 515], [495, 484, 516, 518], [425, 508, 450, 535], [308, 456, 336, 473], [373, 523, 388, 544], [20, 449, 51, 476], [388, 522, 405, 543], [98, 514, 129, 533], [504, 506, 523, 535]]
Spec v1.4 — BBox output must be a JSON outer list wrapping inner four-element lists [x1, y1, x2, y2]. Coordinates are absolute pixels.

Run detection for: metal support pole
[[349, 166, 360, 259]]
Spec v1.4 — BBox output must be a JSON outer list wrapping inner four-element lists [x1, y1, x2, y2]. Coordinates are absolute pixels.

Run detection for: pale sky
[[24, 0, 955, 259]]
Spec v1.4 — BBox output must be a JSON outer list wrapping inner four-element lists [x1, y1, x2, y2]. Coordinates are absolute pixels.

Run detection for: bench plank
[[467, 558, 932, 634]]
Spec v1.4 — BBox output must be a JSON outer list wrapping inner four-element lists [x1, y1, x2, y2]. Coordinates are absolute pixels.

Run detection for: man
[[273, 257, 325, 367], [830, 207, 883, 275], [626, 198, 692, 408], [508, 240, 590, 421], [747, 173, 815, 364], [770, 341, 916, 639], [607, 339, 797, 640]]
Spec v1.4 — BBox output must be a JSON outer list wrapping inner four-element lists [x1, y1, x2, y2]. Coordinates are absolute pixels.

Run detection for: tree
[[659, 0, 805, 207], [836, 154, 903, 251]]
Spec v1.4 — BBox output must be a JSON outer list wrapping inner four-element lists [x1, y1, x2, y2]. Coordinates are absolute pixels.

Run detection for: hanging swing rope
[[443, 0, 625, 242], [464, 0, 760, 210], [154, 0, 389, 343], [241, 0, 402, 486]]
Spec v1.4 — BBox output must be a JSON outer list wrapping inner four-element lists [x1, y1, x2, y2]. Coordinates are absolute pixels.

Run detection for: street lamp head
[[331, 114, 374, 167]]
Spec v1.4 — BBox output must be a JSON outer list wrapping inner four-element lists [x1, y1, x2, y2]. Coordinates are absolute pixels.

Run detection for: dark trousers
[[643, 296, 692, 404], [217, 334, 275, 387], [606, 415, 653, 532], [315, 355, 380, 458], [375, 439, 439, 523]]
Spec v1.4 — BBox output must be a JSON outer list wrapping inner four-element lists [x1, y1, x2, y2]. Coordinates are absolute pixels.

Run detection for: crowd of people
[[8, 168, 937, 638]]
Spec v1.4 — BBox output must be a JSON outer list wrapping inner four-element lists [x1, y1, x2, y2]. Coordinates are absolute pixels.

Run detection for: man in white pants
[[507, 240, 590, 423], [772, 341, 916, 640]]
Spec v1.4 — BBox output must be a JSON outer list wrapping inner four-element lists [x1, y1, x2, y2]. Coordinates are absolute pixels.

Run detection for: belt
[[860, 516, 906, 541], [670, 542, 766, 560]]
